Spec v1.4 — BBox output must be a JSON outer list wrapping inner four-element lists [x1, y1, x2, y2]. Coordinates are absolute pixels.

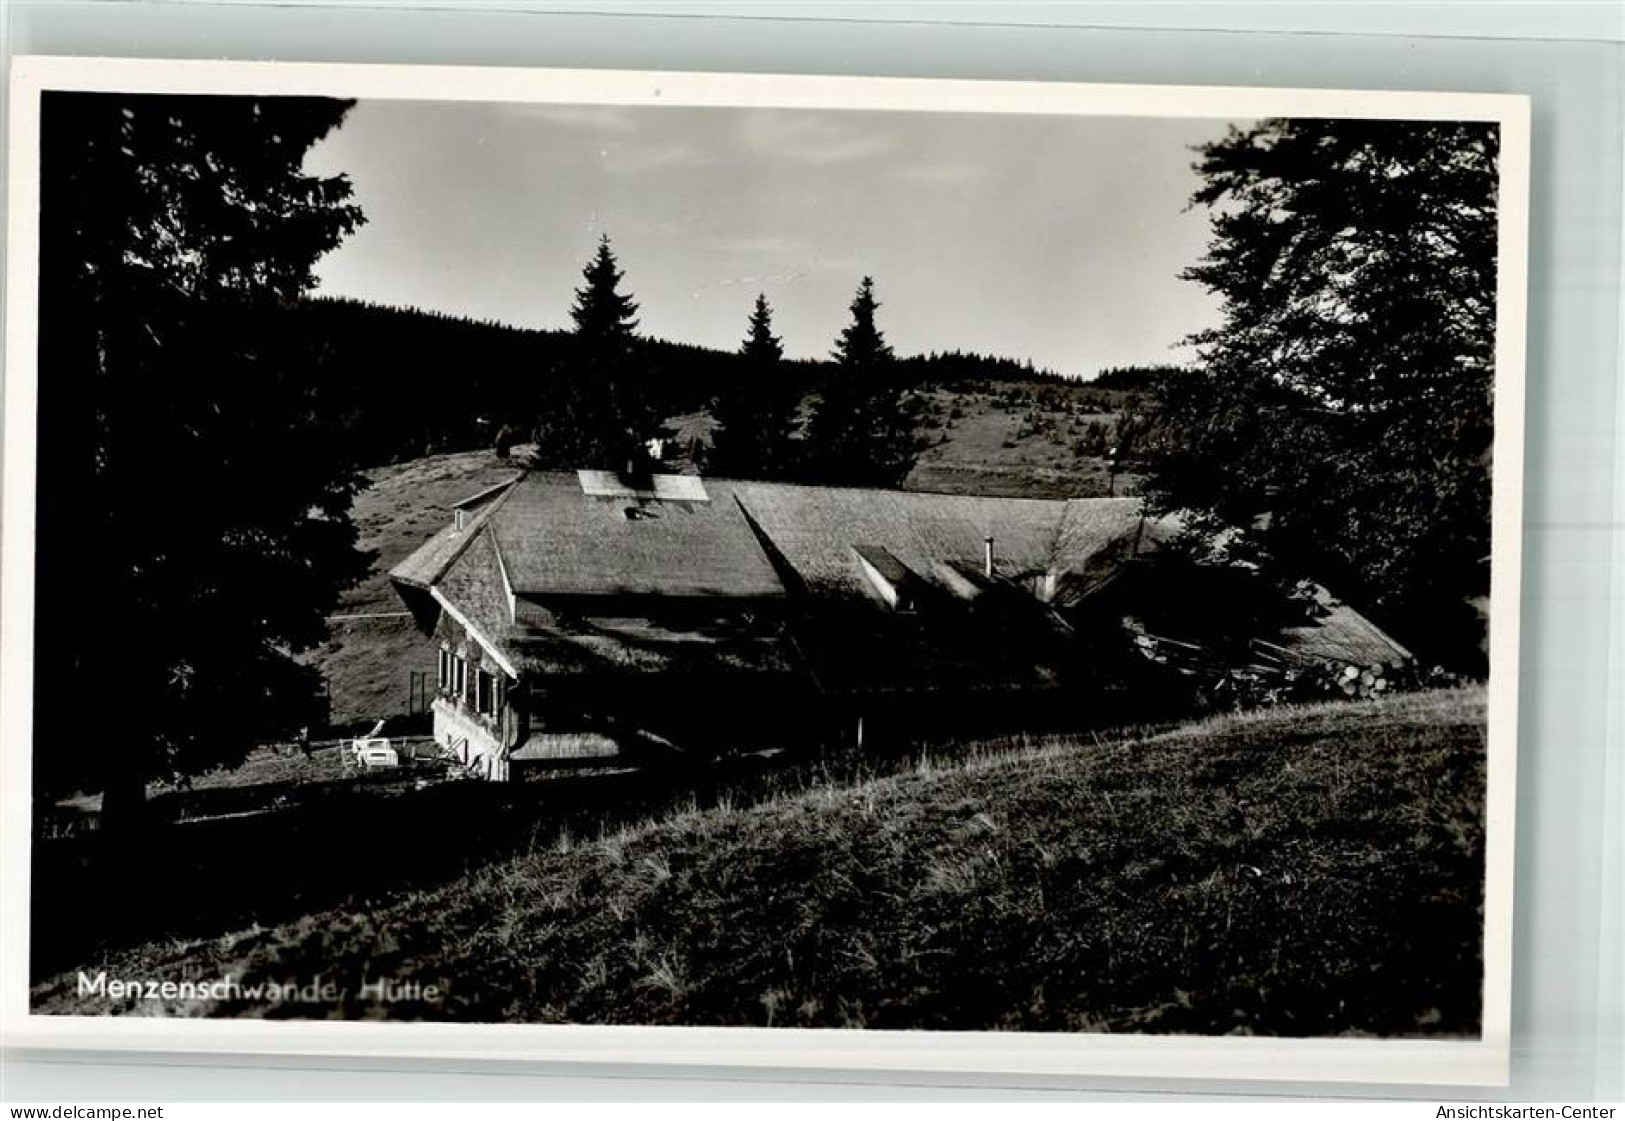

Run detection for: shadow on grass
[[30, 732, 1009, 983]]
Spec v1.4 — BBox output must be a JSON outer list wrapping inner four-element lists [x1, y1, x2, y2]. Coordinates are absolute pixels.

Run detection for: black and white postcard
[[1, 58, 1529, 1085]]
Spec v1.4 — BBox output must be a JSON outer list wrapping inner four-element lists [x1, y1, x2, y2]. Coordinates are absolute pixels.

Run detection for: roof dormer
[[852, 544, 923, 612]]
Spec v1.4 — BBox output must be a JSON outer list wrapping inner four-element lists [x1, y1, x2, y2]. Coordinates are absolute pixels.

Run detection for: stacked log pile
[[1128, 623, 1423, 710]]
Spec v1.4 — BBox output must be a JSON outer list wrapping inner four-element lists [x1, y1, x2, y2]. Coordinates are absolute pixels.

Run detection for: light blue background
[[2, 0, 1620, 1103]]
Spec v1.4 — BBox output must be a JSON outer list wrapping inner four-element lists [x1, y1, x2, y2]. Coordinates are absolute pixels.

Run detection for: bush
[[1077, 421, 1111, 457]]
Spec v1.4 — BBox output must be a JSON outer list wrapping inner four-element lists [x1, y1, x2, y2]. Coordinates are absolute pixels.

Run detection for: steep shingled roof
[[396, 472, 1162, 607], [488, 472, 786, 600], [731, 482, 1082, 603], [432, 519, 798, 680], [1275, 587, 1414, 666], [391, 470, 1409, 688], [388, 474, 522, 590]]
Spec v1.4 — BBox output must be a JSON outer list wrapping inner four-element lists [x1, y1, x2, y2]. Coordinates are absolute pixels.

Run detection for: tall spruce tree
[[1141, 119, 1499, 670], [569, 233, 640, 350], [804, 277, 917, 486], [831, 276, 892, 370], [710, 293, 799, 478], [34, 92, 370, 821], [741, 291, 785, 365], [533, 235, 658, 470]]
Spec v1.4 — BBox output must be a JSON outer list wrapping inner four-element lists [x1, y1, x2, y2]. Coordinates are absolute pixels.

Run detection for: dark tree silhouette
[[533, 235, 659, 470], [710, 293, 801, 479], [569, 233, 640, 349], [34, 92, 371, 821], [740, 292, 785, 365], [1141, 118, 1499, 670], [831, 276, 893, 369], [804, 277, 917, 486]]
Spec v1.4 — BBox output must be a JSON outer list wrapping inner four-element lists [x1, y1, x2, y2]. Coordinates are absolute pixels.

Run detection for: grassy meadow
[[36, 687, 1486, 1037], [904, 380, 1137, 499]]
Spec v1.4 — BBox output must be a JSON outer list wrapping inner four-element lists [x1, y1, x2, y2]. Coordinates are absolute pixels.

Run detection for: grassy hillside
[[37, 688, 1486, 1036], [905, 380, 1138, 499]]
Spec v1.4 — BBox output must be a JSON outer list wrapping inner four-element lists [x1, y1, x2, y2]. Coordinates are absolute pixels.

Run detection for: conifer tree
[[34, 92, 370, 820], [533, 235, 659, 470], [831, 276, 892, 371], [569, 234, 640, 352], [741, 292, 785, 366], [711, 293, 799, 479], [805, 277, 917, 486]]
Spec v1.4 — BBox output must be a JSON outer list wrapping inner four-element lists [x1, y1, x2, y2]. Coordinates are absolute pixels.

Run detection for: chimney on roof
[[984, 536, 995, 578]]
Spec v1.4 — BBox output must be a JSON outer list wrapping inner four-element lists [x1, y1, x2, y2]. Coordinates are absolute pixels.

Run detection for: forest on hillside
[[283, 293, 1117, 472]]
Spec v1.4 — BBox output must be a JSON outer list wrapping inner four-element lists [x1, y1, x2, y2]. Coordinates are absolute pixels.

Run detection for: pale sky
[[304, 100, 1240, 379]]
